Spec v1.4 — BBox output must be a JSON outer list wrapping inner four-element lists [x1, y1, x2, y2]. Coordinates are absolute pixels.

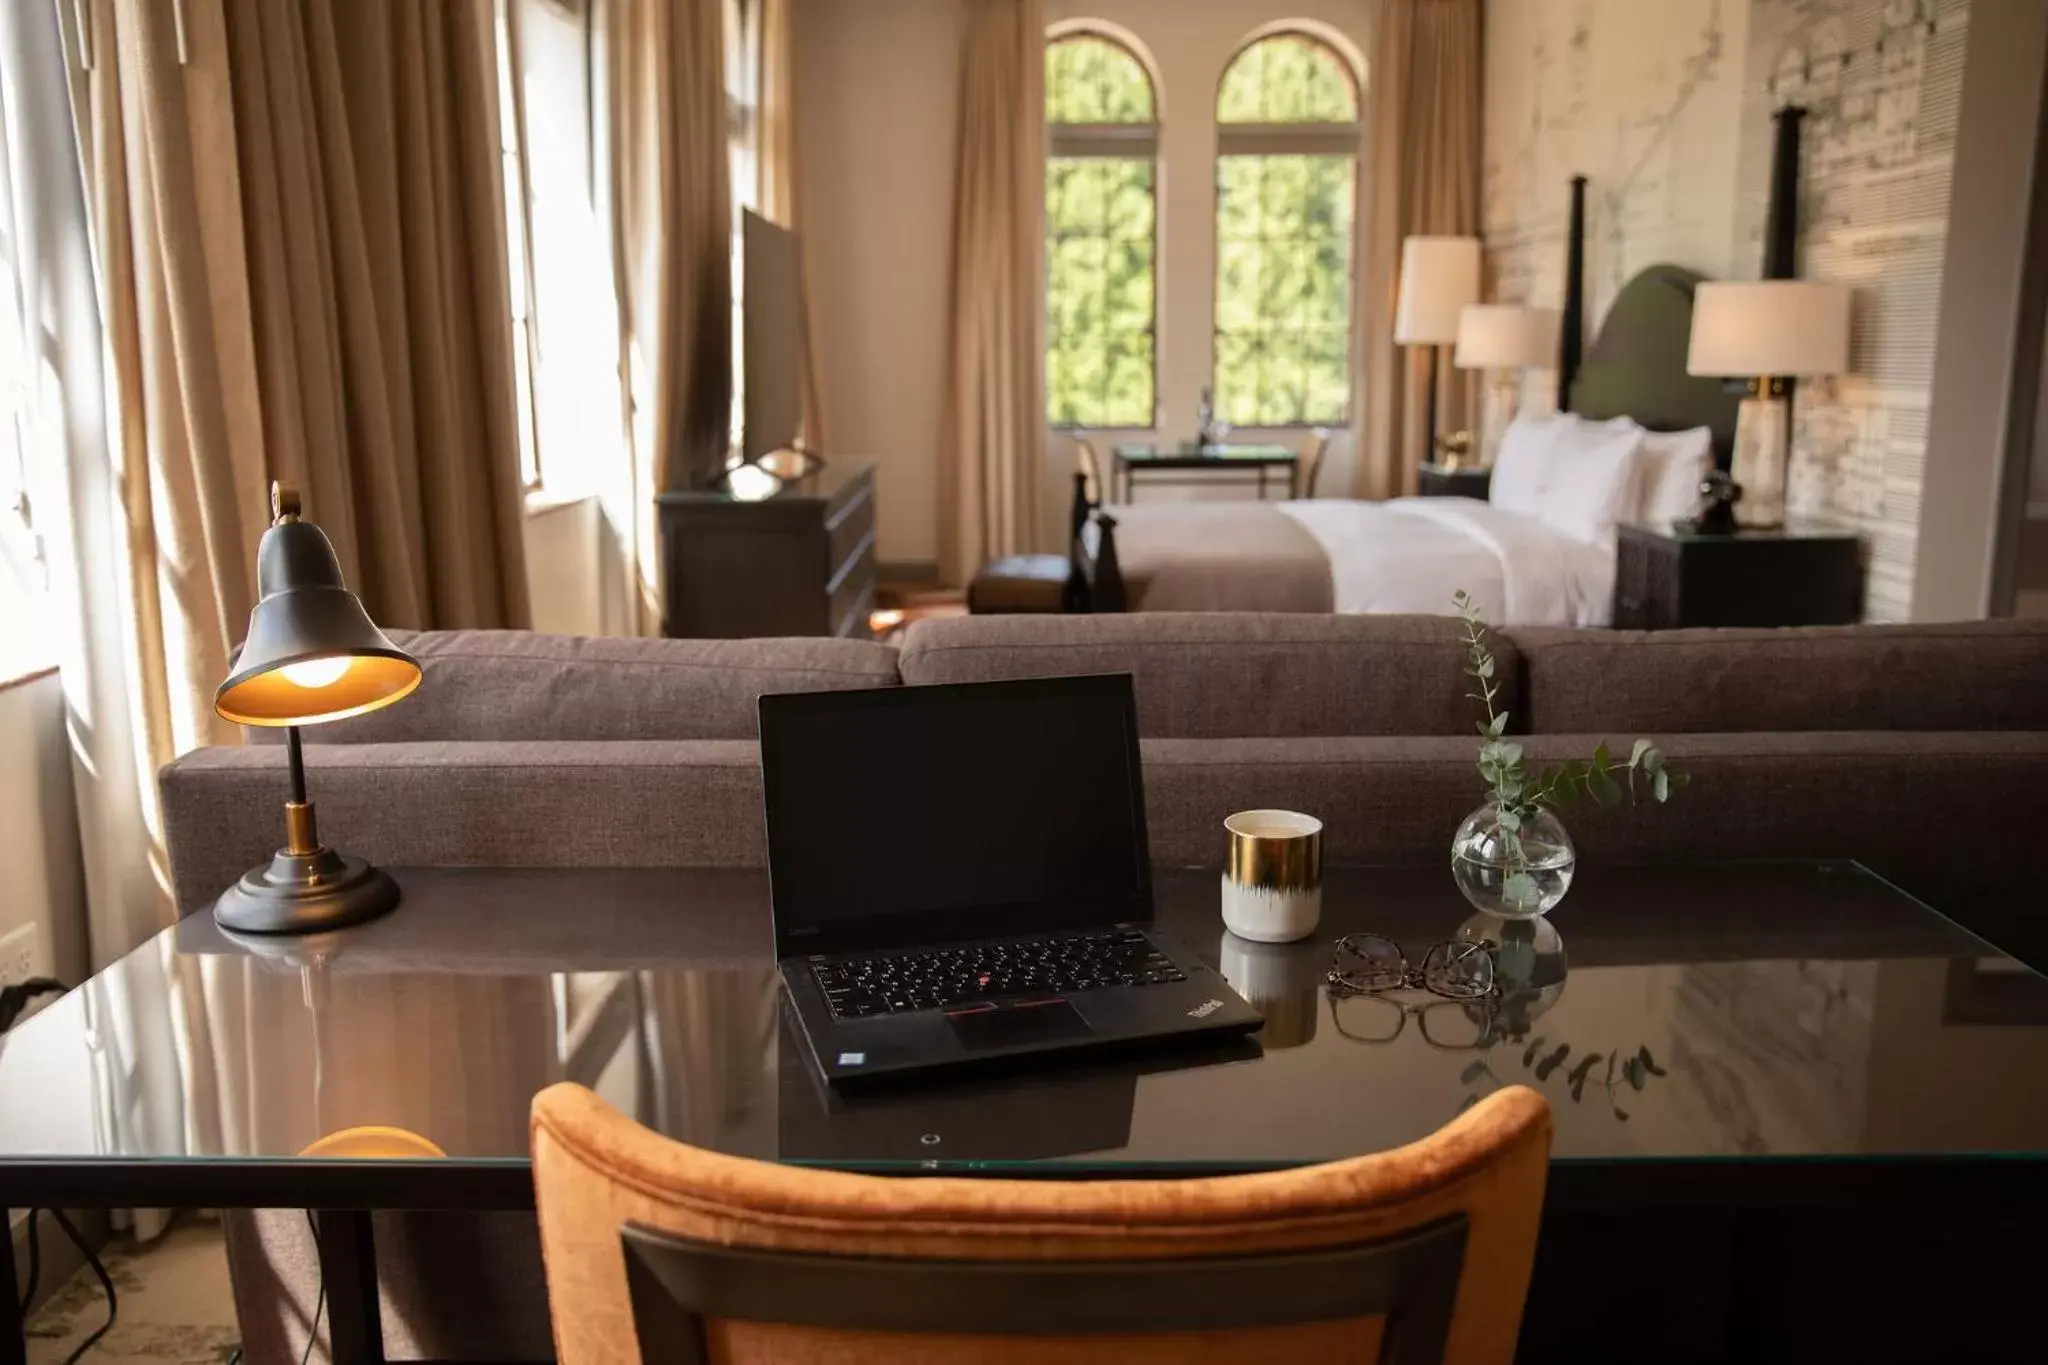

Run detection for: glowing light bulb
[[279, 655, 352, 689]]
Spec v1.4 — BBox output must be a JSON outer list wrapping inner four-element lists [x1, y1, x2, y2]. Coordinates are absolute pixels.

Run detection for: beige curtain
[[937, 0, 1045, 586], [1357, 0, 1483, 499], [56, 0, 268, 963], [223, 0, 531, 630], [759, 0, 827, 455], [606, 0, 730, 634]]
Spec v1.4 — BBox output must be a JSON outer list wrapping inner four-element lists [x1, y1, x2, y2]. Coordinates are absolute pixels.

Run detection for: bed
[[1074, 180, 1741, 627]]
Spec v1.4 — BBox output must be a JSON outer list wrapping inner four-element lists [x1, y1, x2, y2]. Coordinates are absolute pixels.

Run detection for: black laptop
[[759, 673, 1262, 1083]]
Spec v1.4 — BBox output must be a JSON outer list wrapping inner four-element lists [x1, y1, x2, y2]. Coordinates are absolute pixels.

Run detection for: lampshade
[[1454, 304, 1560, 369], [215, 498, 421, 727], [1394, 236, 1482, 345], [1687, 280, 1853, 378]]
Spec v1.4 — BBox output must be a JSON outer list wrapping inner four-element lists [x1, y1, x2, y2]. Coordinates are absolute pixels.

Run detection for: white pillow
[[1487, 412, 1570, 519], [1533, 422, 1645, 545], [1630, 425, 1716, 526]]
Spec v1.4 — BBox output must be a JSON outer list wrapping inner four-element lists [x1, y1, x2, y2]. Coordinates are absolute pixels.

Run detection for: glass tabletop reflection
[[2, 862, 2045, 1176]]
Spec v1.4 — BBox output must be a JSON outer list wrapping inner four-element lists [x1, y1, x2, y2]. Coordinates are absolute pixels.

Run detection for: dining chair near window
[[1299, 428, 1333, 499], [530, 1081, 1552, 1365], [1074, 432, 1107, 506]]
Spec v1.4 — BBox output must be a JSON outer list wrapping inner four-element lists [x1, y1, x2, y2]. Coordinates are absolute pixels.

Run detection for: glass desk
[[3, 862, 2044, 1362], [1109, 442, 1301, 501]]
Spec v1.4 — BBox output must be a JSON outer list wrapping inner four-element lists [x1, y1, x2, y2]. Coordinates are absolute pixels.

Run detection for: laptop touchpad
[[947, 1000, 1093, 1051]]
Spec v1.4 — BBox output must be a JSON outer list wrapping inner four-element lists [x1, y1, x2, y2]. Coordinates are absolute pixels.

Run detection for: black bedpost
[[1064, 472, 1092, 613], [1557, 174, 1588, 410], [1762, 105, 1807, 409], [1763, 106, 1806, 280], [1091, 514, 1126, 613]]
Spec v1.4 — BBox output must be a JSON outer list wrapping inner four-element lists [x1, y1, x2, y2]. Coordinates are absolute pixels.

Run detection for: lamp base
[[213, 845, 399, 935], [1730, 392, 1789, 530]]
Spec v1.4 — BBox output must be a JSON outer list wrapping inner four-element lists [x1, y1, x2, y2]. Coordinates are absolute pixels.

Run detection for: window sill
[[0, 661, 59, 696], [524, 487, 597, 518]]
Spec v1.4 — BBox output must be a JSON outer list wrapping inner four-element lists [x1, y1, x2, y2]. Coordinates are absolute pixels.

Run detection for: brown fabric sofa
[[157, 613, 2048, 1362]]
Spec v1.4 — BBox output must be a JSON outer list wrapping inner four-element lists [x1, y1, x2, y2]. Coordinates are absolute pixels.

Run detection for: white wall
[[796, 0, 971, 570], [0, 671, 89, 994], [1917, 0, 2047, 620], [796, 0, 1373, 572]]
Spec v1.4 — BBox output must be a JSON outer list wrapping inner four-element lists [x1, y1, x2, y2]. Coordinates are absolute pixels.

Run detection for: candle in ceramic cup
[[1220, 809, 1323, 943]]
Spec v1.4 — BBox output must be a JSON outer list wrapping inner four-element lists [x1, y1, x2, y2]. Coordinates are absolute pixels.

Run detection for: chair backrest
[[530, 1082, 1552, 1365], [1074, 433, 1105, 504], [1300, 428, 1332, 498]]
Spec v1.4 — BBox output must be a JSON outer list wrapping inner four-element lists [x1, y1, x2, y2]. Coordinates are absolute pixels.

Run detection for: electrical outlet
[[0, 922, 44, 989]]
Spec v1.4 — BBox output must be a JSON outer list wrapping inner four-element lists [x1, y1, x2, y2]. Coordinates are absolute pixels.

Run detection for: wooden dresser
[[656, 462, 878, 638]]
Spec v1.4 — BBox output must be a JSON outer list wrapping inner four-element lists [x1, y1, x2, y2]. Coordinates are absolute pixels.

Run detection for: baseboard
[[876, 560, 941, 586], [9, 1207, 110, 1319]]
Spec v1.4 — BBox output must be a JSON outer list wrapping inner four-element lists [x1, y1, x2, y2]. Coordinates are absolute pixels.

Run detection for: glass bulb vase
[[1450, 803, 1576, 919]]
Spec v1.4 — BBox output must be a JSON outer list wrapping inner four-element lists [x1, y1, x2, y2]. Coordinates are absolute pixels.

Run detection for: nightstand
[[1613, 521, 1863, 629], [1417, 463, 1492, 499]]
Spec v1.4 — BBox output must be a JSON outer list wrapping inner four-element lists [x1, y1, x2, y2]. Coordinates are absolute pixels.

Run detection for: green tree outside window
[[1214, 34, 1360, 427], [1045, 33, 1157, 429]]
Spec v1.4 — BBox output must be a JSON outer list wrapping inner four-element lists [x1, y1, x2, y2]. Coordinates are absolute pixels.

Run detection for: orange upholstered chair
[[530, 1082, 1552, 1365]]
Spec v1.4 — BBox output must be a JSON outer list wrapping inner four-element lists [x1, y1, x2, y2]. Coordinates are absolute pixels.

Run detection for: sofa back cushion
[[265, 631, 902, 743], [897, 613, 1511, 738], [1509, 620, 2048, 734]]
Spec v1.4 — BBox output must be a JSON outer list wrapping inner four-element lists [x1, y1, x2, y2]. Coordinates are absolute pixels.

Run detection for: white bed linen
[[1276, 496, 1615, 626]]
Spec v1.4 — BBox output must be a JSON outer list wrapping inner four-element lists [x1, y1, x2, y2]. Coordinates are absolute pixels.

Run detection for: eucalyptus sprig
[[1454, 589, 1687, 836]]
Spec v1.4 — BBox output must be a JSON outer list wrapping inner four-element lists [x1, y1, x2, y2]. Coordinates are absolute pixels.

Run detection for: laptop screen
[[758, 674, 1152, 958]]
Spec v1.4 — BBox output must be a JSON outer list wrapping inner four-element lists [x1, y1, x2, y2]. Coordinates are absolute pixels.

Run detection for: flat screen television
[[742, 208, 804, 467]]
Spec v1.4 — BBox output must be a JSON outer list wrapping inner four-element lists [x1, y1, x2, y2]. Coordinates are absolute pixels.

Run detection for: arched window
[[1213, 31, 1361, 426], [1045, 30, 1158, 428]]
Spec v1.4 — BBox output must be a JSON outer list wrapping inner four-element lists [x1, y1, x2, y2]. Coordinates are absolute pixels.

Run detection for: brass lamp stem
[[285, 801, 321, 857]]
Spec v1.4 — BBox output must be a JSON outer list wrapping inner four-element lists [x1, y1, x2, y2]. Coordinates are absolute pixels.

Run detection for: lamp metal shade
[[1687, 280, 1852, 378], [1393, 236, 1482, 345], [1454, 304, 1560, 369], [215, 516, 421, 726]]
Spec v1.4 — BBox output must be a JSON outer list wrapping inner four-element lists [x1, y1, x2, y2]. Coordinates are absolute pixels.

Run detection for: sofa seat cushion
[[900, 613, 1515, 738], [1508, 620, 2048, 734], [256, 631, 901, 744]]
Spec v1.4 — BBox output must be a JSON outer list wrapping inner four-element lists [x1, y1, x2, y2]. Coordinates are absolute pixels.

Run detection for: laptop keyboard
[[811, 929, 1188, 1019]]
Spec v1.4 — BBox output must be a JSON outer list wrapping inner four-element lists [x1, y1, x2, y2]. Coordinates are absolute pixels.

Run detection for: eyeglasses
[[1326, 934, 1497, 1000], [1325, 934, 1500, 1051], [1328, 993, 1501, 1049]]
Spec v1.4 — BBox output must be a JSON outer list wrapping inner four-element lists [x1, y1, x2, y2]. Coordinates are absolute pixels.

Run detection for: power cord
[[4, 982, 124, 1363], [25, 1211, 114, 1358], [0, 977, 67, 1034], [15, 1205, 37, 1316], [301, 1212, 324, 1365], [7, 982, 111, 1362]]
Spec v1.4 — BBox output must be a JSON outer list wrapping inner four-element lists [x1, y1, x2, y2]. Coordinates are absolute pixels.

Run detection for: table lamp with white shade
[[1686, 280, 1852, 529], [1455, 304, 1560, 466], [1394, 236, 1481, 466]]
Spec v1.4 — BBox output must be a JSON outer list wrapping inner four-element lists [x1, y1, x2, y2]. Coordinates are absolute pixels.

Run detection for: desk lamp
[[212, 483, 422, 934]]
